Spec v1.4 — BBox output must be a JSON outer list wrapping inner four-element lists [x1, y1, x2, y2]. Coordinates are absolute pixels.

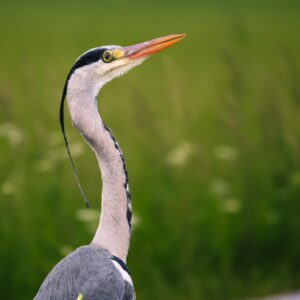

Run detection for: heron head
[[60, 34, 186, 208], [66, 34, 186, 93]]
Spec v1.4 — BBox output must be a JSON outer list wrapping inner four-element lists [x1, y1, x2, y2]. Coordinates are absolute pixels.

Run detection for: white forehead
[[76, 45, 121, 62]]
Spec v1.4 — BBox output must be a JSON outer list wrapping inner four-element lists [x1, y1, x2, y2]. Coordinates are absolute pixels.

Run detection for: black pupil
[[104, 52, 111, 61]]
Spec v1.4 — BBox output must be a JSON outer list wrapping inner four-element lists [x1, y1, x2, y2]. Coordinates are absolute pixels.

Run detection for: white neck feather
[[67, 67, 131, 261]]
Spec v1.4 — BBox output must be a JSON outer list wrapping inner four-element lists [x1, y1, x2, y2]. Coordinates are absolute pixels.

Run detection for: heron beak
[[118, 34, 186, 60]]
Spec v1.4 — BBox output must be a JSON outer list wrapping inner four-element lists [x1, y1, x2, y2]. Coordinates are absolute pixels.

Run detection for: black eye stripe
[[69, 48, 107, 76]]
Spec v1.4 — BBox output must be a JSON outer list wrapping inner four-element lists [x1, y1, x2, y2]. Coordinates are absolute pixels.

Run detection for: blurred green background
[[1, 0, 300, 299]]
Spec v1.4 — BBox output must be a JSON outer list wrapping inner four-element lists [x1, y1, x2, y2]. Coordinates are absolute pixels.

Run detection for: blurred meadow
[[1, 0, 300, 299]]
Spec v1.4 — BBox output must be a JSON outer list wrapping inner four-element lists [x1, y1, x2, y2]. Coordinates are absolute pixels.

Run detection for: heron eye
[[102, 50, 113, 63]]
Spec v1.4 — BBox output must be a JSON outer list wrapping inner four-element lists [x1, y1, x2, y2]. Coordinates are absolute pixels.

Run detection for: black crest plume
[[59, 48, 109, 207], [60, 77, 90, 207]]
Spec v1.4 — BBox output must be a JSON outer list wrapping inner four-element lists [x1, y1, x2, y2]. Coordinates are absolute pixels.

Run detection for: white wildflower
[[1, 181, 14, 195], [221, 197, 241, 213], [70, 142, 85, 158], [166, 141, 194, 166], [76, 208, 99, 222], [214, 145, 237, 161], [210, 179, 230, 196], [131, 214, 141, 227], [0, 122, 23, 146]]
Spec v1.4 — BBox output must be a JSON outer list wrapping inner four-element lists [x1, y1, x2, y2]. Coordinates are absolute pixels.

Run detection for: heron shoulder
[[34, 245, 134, 299]]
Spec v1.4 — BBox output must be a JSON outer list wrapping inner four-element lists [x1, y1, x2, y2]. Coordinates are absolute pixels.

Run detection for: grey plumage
[[34, 245, 134, 300]]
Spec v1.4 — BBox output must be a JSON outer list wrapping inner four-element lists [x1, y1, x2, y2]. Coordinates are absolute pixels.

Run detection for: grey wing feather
[[79, 271, 134, 300], [122, 281, 135, 300], [34, 245, 135, 300]]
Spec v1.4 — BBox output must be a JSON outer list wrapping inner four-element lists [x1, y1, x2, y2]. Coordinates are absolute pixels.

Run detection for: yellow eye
[[102, 50, 113, 63]]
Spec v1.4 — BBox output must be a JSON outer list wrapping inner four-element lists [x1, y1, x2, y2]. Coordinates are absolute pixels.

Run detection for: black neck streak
[[103, 124, 132, 230]]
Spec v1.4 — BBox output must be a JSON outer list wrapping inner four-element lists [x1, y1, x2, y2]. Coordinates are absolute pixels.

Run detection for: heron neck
[[67, 81, 132, 262]]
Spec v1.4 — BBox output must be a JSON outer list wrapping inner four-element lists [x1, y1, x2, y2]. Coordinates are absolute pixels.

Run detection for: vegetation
[[0, 1, 300, 299]]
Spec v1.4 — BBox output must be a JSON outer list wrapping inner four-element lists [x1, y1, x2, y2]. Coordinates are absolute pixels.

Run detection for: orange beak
[[122, 34, 186, 59]]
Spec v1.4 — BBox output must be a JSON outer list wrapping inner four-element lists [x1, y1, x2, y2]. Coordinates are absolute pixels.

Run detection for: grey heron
[[35, 34, 186, 300]]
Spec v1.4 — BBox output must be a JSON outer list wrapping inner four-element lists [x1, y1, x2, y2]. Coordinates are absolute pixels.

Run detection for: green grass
[[0, 1, 300, 299]]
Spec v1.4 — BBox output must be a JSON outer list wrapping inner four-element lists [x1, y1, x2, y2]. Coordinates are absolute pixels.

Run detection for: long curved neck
[[67, 75, 132, 262]]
